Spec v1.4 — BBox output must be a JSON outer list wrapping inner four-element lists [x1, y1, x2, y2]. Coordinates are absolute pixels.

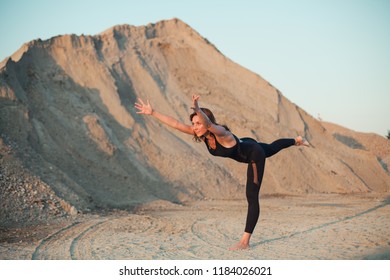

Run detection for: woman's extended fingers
[[192, 94, 200, 101], [136, 98, 145, 106], [134, 104, 143, 114], [134, 98, 153, 115], [134, 98, 145, 113]]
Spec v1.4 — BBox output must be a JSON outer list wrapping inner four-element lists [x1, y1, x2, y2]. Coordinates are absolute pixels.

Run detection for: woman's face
[[191, 115, 208, 137]]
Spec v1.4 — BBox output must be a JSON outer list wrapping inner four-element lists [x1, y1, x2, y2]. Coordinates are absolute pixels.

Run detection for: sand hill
[[0, 18, 389, 228]]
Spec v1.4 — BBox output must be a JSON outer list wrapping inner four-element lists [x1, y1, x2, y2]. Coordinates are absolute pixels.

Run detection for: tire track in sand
[[32, 218, 107, 260], [191, 219, 227, 249], [255, 197, 390, 247], [32, 215, 158, 259], [69, 220, 108, 260], [70, 215, 157, 259]]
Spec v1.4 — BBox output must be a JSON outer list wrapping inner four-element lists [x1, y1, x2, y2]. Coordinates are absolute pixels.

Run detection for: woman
[[135, 95, 309, 250]]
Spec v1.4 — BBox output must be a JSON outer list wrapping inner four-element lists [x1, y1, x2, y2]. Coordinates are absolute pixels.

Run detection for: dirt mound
[[0, 18, 388, 228]]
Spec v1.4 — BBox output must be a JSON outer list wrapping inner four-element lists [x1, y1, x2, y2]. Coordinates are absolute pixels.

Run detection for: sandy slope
[[1, 194, 388, 260]]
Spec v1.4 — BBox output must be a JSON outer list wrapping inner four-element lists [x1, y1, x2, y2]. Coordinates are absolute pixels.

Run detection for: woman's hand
[[135, 98, 153, 115], [192, 94, 200, 111]]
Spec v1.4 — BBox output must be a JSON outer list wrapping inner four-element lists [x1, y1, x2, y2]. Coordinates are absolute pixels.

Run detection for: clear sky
[[1, 0, 389, 136]]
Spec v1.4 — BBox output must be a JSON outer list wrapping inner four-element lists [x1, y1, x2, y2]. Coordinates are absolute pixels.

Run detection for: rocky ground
[[0, 137, 76, 229]]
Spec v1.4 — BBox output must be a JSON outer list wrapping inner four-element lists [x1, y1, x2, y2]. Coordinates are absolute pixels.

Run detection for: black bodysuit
[[205, 134, 295, 234]]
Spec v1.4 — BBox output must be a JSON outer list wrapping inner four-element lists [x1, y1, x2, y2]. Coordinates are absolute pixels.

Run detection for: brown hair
[[190, 108, 230, 142]]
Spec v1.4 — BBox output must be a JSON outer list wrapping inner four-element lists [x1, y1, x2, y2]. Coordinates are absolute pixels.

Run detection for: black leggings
[[243, 138, 295, 234]]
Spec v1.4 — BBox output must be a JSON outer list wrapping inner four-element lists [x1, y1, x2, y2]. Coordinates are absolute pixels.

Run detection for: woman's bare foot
[[229, 242, 250, 251], [229, 232, 251, 250], [295, 136, 310, 147]]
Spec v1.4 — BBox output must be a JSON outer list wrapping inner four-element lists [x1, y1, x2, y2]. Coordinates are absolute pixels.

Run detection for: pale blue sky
[[1, 0, 389, 136]]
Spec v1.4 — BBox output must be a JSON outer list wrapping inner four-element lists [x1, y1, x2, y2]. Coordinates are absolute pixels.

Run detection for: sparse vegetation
[[387, 130, 390, 139]]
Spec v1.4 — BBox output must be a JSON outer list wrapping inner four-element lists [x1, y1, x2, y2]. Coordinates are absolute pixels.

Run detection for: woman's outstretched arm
[[134, 98, 193, 135]]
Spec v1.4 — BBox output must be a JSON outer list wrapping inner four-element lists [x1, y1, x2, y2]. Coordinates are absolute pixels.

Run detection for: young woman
[[135, 95, 309, 250]]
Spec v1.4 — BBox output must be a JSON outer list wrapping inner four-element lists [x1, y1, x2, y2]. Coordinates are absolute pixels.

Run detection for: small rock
[[69, 206, 78, 216]]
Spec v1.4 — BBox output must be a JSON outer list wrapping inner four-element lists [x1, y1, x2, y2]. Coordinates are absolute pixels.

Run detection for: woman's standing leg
[[229, 146, 266, 250]]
